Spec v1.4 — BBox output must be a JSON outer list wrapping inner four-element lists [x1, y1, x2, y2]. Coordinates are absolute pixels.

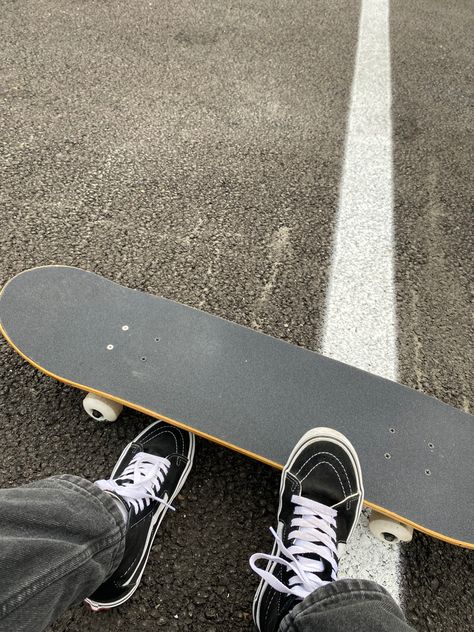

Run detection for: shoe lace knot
[[250, 494, 339, 600], [96, 451, 175, 515]]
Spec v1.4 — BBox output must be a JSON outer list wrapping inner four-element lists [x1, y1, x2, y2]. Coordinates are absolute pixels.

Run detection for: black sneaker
[[85, 420, 195, 611], [250, 427, 364, 632]]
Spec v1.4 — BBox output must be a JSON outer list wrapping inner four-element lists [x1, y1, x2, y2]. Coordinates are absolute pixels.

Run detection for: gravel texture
[[392, 1, 474, 628], [0, 1, 473, 631]]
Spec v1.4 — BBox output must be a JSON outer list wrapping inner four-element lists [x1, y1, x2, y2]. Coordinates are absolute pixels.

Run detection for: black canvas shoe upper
[[250, 428, 364, 632], [85, 420, 194, 610]]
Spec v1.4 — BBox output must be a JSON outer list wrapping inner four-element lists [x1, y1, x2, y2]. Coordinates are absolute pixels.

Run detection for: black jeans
[[279, 579, 414, 632], [0, 475, 414, 632]]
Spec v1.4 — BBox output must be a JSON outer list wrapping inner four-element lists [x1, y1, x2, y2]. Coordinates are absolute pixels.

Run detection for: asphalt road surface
[[1, 1, 473, 631]]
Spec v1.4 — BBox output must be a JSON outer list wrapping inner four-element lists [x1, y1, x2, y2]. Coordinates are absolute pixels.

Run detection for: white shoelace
[[250, 495, 339, 600], [95, 452, 175, 515]]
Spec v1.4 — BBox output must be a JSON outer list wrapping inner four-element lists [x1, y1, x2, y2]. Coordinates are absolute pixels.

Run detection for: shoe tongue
[[288, 505, 338, 584], [115, 445, 149, 486], [116, 478, 134, 487], [317, 556, 334, 583], [295, 548, 335, 584]]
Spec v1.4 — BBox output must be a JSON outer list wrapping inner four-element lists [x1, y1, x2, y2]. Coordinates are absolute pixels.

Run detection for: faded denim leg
[[279, 578, 415, 632], [0, 474, 126, 632]]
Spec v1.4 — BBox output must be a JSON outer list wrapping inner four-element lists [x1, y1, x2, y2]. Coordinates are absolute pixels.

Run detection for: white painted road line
[[321, 0, 401, 599], [323, 0, 397, 380]]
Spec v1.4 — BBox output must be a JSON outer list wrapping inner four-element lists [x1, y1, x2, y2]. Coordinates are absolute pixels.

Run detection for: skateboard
[[0, 266, 473, 549]]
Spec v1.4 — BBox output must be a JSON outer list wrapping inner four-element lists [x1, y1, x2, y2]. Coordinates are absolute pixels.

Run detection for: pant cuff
[[279, 579, 403, 631], [45, 474, 127, 573]]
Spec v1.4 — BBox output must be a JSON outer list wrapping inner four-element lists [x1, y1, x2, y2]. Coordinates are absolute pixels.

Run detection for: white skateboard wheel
[[83, 393, 123, 422], [368, 511, 413, 544]]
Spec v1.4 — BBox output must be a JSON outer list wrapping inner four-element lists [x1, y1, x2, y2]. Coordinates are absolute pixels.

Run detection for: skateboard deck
[[0, 266, 473, 549]]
